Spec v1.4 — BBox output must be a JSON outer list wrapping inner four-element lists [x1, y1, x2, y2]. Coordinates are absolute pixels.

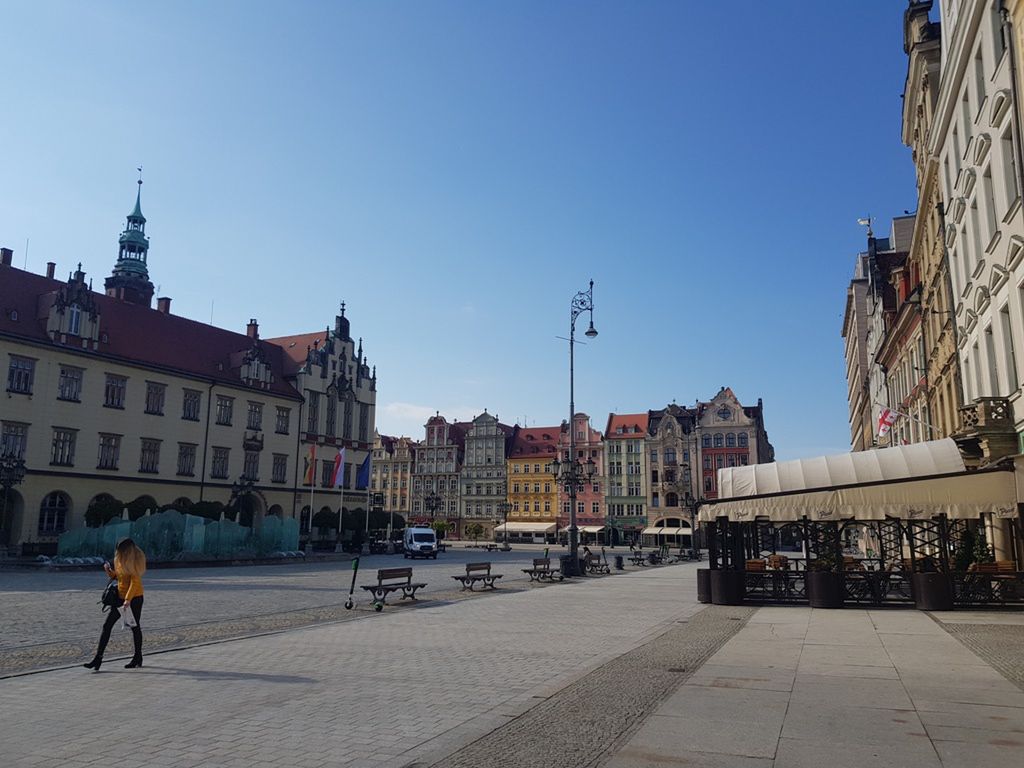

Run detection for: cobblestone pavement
[[934, 613, 1024, 692], [0, 547, 570, 675], [427, 605, 754, 768], [0, 562, 703, 768]]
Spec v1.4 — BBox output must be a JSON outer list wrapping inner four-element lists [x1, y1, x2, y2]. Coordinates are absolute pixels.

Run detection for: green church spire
[[105, 168, 155, 307]]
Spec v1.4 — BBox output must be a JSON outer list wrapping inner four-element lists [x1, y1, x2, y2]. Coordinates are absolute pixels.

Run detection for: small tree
[[431, 520, 451, 539], [85, 495, 124, 527], [465, 522, 484, 543]]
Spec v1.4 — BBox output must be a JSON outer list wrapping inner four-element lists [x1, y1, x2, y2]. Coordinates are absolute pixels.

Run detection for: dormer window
[[68, 305, 81, 336]]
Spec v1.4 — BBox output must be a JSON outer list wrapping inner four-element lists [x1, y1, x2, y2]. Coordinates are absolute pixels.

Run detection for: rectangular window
[[307, 391, 319, 433], [182, 389, 201, 421], [592, 502, 599, 515], [145, 382, 166, 415], [974, 51, 985, 117], [325, 395, 336, 436], [139, 438, 161, 473], [57, 366, 83, 401], [50, 428, 76, 466], [97, 433, 121, 470], [104, 374, 126, 408], [650, 450, 658, 464], [343, 398, 353, 438], [177, 443, 197, 476], [243, 450, 260, 481], [985, 325, 1000, 395], [7, 355, 35, 394], [216, 396, 234, 426], [983, 168, 998, 241], [359, 402, 369, 443], [1002, 129, 1019, 205], [276, 407, 290, 434], [1, 421, 29, 458], [247, 401, 263, 431], [1001, 305, 1019, 392], [321, 458, 333, 487], [211, 447, 230, 479]]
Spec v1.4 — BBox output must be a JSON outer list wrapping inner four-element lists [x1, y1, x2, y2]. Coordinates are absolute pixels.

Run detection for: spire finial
[[137, 166, 143, 186], [340, 300, 346, 317]]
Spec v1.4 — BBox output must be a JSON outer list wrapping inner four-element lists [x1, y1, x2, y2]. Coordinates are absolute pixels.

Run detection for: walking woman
[[84, 538, 146, 671]]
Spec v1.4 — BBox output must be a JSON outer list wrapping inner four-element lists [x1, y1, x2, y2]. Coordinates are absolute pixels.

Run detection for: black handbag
[[100, 579, 121, 611]]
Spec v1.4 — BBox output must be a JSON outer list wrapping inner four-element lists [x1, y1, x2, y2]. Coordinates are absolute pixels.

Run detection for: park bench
[[628, 551, 646, 566], [647, 551, 664, 565], [584, 551, 610, 574], [522, 557, 564, 582], [360, 567, 427, 607], [484, 543, 499, 552], [452, 562, 503, 590]]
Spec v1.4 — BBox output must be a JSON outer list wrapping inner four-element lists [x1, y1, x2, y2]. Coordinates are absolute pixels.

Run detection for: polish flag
[[331, 448, 346, 488], [877, 408, 898, 438]]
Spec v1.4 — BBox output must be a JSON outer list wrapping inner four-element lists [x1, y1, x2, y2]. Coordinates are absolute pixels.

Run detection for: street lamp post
[[0, 451, 27, 552], [496, 499, 512, 550], [683, 490, 700, 556], [548, 280, 598, 575]]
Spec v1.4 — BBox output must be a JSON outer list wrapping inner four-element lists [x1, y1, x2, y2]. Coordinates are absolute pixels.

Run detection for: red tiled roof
[[510, 426, 559, 458], [604, 413, 649, 437], [0, 265, 300, 398], [265, 331, 327, 374]]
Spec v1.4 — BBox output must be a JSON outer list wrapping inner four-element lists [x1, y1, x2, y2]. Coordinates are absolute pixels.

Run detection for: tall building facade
[[646, 403, 698, 540], [411, 414, 466, 526], [604, 413, 649, 544], [506, 426, 559, 540], [0, 183, 378, 553], [903, 2, 965, 442], [370, 432, 418, 523], [459, 411, 514, 539], [696, 388, 773, 499], [932, 0, 1024, 454], [555, 413, 604, 533]]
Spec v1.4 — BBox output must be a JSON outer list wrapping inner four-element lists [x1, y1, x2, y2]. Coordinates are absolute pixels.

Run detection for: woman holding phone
[[83, 538, 146, 671]]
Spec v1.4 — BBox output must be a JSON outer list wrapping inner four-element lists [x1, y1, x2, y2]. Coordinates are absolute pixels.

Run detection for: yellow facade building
[[502, 426, 559, 542]]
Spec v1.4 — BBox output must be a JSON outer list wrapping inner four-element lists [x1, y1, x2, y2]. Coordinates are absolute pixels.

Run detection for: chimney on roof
[[156, 297, 172, 314], [0, 247, 12, 267], [46, 262, 56, 279], [247, 318, 259, 339]]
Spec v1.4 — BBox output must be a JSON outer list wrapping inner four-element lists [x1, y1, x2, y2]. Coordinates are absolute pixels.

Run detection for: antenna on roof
[[210, 299, 215, 325], [23, 238, 29, 270]]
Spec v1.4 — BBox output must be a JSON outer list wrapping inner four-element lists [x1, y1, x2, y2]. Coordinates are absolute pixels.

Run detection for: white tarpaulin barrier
[[493, 522, 556, 533]]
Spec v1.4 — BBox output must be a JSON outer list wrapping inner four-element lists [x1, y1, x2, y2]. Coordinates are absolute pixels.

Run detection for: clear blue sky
[[0, 1, 917, 460]]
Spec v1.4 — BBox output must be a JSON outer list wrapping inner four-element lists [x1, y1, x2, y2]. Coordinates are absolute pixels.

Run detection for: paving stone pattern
[[940, 622, 1024, 691], [0, 549, 555, 675], [0, 564, 703, 768], [426, 605, 754, 768]]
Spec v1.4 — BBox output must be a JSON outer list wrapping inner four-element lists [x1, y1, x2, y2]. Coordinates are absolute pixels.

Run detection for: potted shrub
[[805, 552, 844, 608]]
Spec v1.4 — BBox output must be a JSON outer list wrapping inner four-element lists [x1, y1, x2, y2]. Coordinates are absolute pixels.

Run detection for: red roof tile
[[604, 413, 649, 437], [0, 265, 300, 399], [510, 426, 559, 458]]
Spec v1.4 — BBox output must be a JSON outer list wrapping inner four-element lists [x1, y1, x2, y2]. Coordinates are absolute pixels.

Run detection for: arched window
[[299, 505, 312, 534], [714, 433, 724, 447], [726, 433, 736, 447], [702, 435, 711, 448], [704, 476, 713, 492], [738, 433, 748, 447], [39, 492, 70, 535]]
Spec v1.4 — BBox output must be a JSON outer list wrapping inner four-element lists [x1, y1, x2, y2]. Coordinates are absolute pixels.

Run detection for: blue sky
[[0, 1, 917, 459]]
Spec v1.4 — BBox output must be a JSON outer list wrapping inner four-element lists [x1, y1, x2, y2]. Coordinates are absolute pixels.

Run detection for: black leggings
[[96, 595, 144, 660]]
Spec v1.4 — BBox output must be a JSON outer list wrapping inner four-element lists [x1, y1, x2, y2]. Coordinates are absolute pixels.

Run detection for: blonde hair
[[114, 538, 147, 578]]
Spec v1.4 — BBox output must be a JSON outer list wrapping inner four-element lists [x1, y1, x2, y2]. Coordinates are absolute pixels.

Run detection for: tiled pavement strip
[[3, 562, 1023, 768]]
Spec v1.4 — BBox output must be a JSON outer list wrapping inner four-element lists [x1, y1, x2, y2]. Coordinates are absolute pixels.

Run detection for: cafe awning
[[580, 525, 605, 534], [641, 526, 690, 536], [494, 522, 556, 533], [702, 465, 1017, 523]]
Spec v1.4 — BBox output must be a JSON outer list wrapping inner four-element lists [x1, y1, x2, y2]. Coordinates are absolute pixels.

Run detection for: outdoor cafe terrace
[[697, 439, 1024, 610]]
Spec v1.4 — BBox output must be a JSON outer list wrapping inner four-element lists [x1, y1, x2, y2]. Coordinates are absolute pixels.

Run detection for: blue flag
[[356, 454, 371, 490]]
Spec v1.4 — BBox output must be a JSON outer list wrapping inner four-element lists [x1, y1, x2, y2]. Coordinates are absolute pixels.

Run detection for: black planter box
[[806, 570, 844, 608], [912, 572, 953, 611], [697, 568, 711, 603], [710, 569, 744, 605]]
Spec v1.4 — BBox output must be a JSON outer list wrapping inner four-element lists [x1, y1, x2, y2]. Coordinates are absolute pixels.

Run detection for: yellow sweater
[[113, 571, 144, 601]]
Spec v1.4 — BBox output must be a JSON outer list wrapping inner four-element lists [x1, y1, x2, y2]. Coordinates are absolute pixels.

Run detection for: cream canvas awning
[[494, 522, 556, 533], [701, 467, 1017, 523], [580, 525, 605, 534], [641, 526, 691, 536], [716, 438, 966, 499]]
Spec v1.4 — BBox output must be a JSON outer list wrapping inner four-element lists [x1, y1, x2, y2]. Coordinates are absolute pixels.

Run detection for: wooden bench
[[584, 551, 610, 574], [452, 562, 503, 590], [969, 560, 1016, 574], [360, 567, 426, 608], [628, 551, 647, 566], [745, 559, 767, 571], [522, 557, 564, 582]]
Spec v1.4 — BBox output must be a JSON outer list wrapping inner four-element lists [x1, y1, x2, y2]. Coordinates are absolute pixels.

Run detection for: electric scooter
[[344, 557, 360, 610]]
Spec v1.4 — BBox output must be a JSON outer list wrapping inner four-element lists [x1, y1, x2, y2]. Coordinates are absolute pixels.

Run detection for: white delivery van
[[404, 527, 439, 559]]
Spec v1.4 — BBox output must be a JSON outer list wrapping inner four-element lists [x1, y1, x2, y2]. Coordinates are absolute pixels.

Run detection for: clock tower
[[105, 174, 155, 308]]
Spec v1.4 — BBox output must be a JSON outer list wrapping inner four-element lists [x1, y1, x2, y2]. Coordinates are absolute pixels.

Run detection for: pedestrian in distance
[[83, 537, 147, 671]]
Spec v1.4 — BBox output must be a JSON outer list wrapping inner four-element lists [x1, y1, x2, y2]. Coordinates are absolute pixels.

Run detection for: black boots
[[83, 656, 102, 671], [124, 657, 143, 669]]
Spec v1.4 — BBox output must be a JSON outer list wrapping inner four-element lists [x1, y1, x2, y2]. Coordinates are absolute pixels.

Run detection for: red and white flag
[[877, 408, 898, 438], [330, 448, 345, 488]]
